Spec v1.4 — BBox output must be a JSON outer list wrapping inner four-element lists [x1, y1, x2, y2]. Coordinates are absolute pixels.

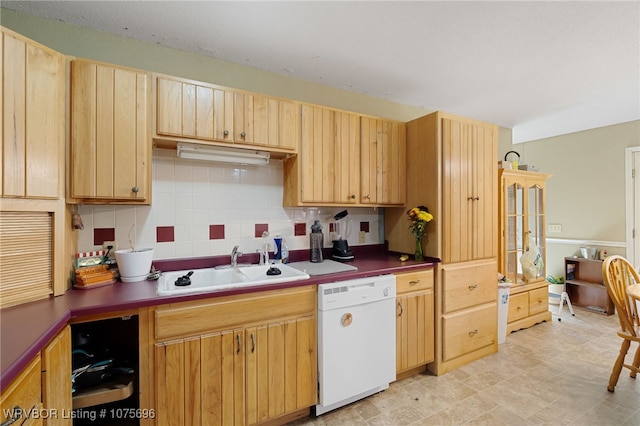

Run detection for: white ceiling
[[3, 1, 639, 143]]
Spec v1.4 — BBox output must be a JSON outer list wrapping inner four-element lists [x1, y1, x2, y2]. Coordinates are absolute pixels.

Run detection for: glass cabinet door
[[527, 183, 545, 280], [504, 181, 524, 284]]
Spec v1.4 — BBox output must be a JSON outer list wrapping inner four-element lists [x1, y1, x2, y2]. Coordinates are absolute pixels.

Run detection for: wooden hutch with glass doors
[[498, 169, 552, 333]]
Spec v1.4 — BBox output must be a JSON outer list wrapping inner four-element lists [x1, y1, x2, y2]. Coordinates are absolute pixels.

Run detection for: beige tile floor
[[290, 305, 640, 425]]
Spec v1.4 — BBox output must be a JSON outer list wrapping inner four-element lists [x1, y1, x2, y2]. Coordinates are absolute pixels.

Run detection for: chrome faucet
[[256, 247, 269, 265], [231, 245, 243, 267]]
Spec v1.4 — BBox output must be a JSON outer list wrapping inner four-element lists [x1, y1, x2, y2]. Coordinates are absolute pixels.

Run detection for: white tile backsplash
[[76, 148, 383, 260]]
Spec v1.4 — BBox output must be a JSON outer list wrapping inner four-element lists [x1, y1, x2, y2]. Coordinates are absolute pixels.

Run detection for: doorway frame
[[625, 146, 640, 268]]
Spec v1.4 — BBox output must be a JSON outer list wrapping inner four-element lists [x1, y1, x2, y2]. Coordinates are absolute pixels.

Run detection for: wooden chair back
[[602, 255, 640, 336]]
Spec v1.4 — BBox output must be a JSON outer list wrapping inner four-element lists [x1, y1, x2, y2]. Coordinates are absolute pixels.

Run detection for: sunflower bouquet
[[407, 206, 433, 260]]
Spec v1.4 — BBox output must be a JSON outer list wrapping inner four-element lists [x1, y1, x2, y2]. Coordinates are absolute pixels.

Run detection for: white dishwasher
[[316, 274, 396, 415]]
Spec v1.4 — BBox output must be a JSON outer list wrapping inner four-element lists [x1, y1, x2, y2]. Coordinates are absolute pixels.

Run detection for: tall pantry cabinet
[[0, 27, 69, 308], [385, 111, 499, 375]]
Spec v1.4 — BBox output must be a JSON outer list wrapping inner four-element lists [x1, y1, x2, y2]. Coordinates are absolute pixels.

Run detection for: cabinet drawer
[[442, 261, 496, 313], [508, 292, 529, 322], [0, 355, 42, 425], [529, 286, 549, 315], [155, 285, 315, 341], [442, 303, 497, 362], [396, 269, 434, 294]]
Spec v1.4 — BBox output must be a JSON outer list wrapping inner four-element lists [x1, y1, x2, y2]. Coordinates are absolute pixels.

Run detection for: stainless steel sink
[[157, 263, 310, 296]]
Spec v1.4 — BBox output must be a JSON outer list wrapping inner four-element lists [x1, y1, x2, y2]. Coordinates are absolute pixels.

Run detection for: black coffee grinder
[[331, 210, 354, 262]]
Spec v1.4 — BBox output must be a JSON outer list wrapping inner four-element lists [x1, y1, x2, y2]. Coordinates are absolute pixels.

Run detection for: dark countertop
[[0, 246, 438, 389]]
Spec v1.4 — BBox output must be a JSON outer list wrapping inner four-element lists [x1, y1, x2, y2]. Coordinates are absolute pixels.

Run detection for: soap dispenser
[[310, 220, 324, 263], [273, 236, 289, 264]]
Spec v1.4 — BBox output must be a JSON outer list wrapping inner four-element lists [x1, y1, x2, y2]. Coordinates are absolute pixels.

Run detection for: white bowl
[[115, 248, 154, 281]]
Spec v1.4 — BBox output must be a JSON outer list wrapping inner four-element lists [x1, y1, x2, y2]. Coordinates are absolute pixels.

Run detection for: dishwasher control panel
[[317, 274, 396, 310]]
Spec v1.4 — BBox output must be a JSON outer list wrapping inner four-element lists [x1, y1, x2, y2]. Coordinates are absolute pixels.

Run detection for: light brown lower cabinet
[[395, 269, 434, 378], [429, 260, 498, 375], [41, 325, 72, 426], [142, 286, 317, 426], [0, 356, 43, 426], [0, 326, 71, 426], [507, 281, 551, 333]]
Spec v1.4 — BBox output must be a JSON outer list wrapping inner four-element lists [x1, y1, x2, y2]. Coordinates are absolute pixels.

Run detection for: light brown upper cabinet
[[70, 59, 151, 204], [283, 105, 360, 206], [233, 92, 299, 151], [283, 106, 405, 207], [156, 76, 234, 142], [1, 27, 65, 199], [386, 112, 498, 264], [441, 117, 497, 263], [155, 75, 299, 153], [360, 117, 406, 206]]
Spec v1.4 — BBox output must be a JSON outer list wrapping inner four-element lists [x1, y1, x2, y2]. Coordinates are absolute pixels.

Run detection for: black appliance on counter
[[331, 210, 354, 262]]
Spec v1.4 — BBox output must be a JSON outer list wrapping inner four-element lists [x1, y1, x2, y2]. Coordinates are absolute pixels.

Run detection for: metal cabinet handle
[[467, 196, 480, 201], [224, 130, 229, 136], [468, 329, 479, 337], [251, 333, 255, 353], [397, 301, 403, 317], [468, 284, 478, 290], [240, 131, 246, 138], [350, 194, 356, 199], [236, 334, 241, 354], [365, 195, 371, 200], [132, 186, 139, 193], [409, 280, 421, 286], [1, 406, 22, 426]]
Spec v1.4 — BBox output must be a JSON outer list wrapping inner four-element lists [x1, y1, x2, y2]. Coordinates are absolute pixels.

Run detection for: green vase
[[415, 238, 424, 261]]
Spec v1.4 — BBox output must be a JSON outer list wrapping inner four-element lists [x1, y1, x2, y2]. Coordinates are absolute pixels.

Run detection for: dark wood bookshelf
[[564, 257, 614, 315]]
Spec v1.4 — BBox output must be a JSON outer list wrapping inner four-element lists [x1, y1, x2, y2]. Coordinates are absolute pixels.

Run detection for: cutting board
[[288, 259, 357, 276]]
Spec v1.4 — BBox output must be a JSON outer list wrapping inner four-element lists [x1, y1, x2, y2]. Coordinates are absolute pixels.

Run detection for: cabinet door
[[156, 77, 233, 142], [202, 331, 245, 426], [360, 117, 406, 205], [501, 175, 525, 284], [300, 105, 333, 203], [442, 118, 497, 263], [0, 355, 43, 426], [41, 326, 72, 426], [526, 180, 546, 280], [155, 330, 245, 426], [154, 339, 185, 426], [245, 316, 316, 425], [234, 92, 255, 145], [2, 29, 64, 199], [300, 105, 360, 204], [71, 60, 149, 202], [335, 111, 361, 203], [234, 94, 299, 151], [276, 100, 299, 151], [396, 290, 434, 374]]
